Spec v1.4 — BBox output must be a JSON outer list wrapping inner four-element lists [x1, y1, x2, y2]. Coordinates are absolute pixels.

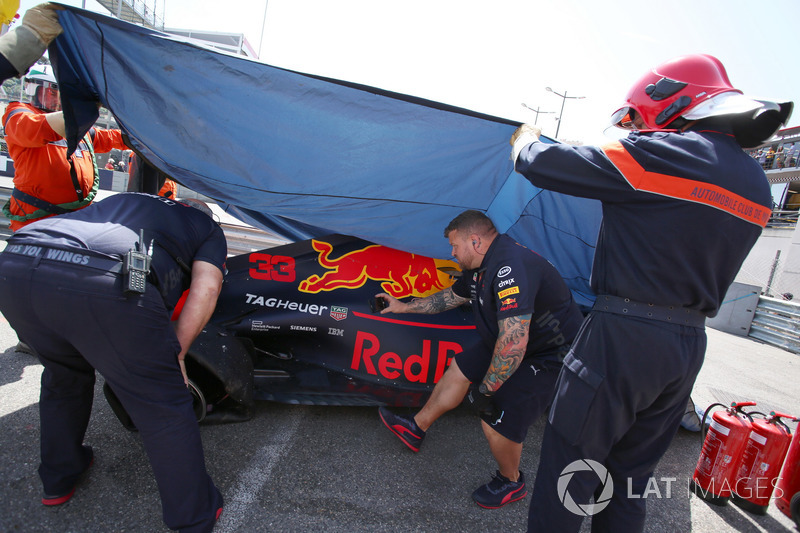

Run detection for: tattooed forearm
[[483, 314, 531, 393], [404, 287, 469, 314]]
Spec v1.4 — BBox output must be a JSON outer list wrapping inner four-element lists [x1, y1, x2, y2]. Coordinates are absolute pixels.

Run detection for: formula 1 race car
[[105, 234, 480, 427]]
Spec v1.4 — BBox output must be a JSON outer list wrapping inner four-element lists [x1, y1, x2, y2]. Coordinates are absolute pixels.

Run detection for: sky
[[15, 0, 800, 144]]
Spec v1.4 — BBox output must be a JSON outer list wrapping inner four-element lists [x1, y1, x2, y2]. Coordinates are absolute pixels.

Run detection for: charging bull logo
[[299, 240, 457, 298]]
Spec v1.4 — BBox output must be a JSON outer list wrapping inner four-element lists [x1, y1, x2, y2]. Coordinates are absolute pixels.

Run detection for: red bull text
[[351, 331, 463, 384]]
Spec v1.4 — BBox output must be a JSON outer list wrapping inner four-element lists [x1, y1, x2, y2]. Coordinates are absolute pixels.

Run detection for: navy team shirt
[[451, 233, 583, 361], [7, 192, 227, 312], [515, 123, 771, 316]]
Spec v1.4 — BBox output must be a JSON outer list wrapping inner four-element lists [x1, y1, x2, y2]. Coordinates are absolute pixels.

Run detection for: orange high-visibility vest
[[2, 102, 127, 230]]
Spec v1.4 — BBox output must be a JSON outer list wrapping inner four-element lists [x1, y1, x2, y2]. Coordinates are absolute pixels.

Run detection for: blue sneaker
[[379, 407, 425, 452], [472, 470, 527, 509]]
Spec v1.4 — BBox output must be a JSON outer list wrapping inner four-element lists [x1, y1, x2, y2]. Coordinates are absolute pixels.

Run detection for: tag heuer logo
[[330, 306, 348, 321]]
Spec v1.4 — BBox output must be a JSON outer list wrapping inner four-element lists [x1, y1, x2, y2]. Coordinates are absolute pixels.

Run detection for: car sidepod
[[211, 234, 479, 409]]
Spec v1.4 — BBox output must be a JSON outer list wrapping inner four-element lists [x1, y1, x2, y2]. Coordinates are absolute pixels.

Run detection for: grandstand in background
[[747, 125, 800, 221], [96, 0, 258, 58], [95, 0, 164, 30]]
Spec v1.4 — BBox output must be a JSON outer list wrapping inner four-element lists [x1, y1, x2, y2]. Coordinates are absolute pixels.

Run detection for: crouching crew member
[[0, 193, 227, 533], [378, 210, 583, 509], [511, 54, 792, 532]]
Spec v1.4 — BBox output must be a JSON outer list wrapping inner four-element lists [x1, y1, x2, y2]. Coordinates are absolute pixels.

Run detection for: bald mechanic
[[0, 193, 227, 532], [378, 210, 583, 509], [511, 54, 793, 532]]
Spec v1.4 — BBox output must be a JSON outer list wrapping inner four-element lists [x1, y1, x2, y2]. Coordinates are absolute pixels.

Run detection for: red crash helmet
[[611, 54, 738, 130], [611, 54, 793, 147]]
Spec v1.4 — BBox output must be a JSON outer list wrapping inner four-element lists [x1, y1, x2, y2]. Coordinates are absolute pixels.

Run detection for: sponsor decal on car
[[244, 293, 328, 316], [251, 320, 280, 332], [290, 325, 317, 332], [248, 252, 297, 282], [350, 331, 462, 384], [330, 306, 348, 321], [298, 239, 458, 298]]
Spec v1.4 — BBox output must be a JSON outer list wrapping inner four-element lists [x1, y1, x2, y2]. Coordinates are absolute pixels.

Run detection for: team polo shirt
[[8, 193, 227, 311], [451, 234, 583, 360], [515, 124, 771, 316]]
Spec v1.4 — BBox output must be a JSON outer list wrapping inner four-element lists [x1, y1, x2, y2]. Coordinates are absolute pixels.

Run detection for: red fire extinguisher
[[775, 418, 800, 527], [732, 412, 796, 514], [691, 401, 757, 505]]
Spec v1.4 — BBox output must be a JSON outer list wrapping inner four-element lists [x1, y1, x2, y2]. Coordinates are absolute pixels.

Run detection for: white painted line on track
[[215, 406, 304, 532]]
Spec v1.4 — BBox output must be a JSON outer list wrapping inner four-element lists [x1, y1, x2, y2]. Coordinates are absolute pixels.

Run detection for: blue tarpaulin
[[48, 5, 602, 307]]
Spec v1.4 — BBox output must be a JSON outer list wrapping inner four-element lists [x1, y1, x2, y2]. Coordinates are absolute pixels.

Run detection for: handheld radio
[[123, 229, 153, 294]]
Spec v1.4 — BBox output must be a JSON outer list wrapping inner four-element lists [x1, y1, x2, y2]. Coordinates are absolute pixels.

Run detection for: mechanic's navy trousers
[[527, 311, 706, 533], [0, 252, 222, 533]]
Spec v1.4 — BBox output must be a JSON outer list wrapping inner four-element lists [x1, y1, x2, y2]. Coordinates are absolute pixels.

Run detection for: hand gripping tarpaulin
[[47, 5, 602, 308]]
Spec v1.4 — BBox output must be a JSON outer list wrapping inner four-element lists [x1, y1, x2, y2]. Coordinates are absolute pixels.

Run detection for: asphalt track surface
[[1, 307, 799, 532]]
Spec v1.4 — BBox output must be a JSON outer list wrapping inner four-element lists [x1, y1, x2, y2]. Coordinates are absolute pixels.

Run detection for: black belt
[[592, 294, 706, 328], [11, 188, 72, 215], [3, 243, 123, 274]]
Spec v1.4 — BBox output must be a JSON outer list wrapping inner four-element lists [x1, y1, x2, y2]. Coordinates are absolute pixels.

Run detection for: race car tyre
[[188, 378, 207, 423], [104, 378, 207, 429]]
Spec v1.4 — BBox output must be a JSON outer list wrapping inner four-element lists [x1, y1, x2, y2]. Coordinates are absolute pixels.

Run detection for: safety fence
[[736, 246, 800, 303], [749, 296, 800, 354]]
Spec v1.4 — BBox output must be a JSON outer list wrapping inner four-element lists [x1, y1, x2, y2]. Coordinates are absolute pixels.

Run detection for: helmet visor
[[610, 107, 634, 130], [38, 83, 61, 112]]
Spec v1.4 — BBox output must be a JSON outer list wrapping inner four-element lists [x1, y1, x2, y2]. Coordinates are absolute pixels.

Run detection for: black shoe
[[379, 407, 425, 452], [472, 470, 527, 509], [42, 446, 94, 506]]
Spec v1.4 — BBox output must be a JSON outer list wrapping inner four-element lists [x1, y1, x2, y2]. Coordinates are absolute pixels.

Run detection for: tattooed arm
[[377, 287, 469, 315], [481, 314, 532, 394]]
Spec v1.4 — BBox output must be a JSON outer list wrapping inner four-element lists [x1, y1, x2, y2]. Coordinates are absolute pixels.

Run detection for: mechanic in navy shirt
[[378, 209, 583, 510], [511, 55, 793, 533], [0, 193, 227, 533]]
